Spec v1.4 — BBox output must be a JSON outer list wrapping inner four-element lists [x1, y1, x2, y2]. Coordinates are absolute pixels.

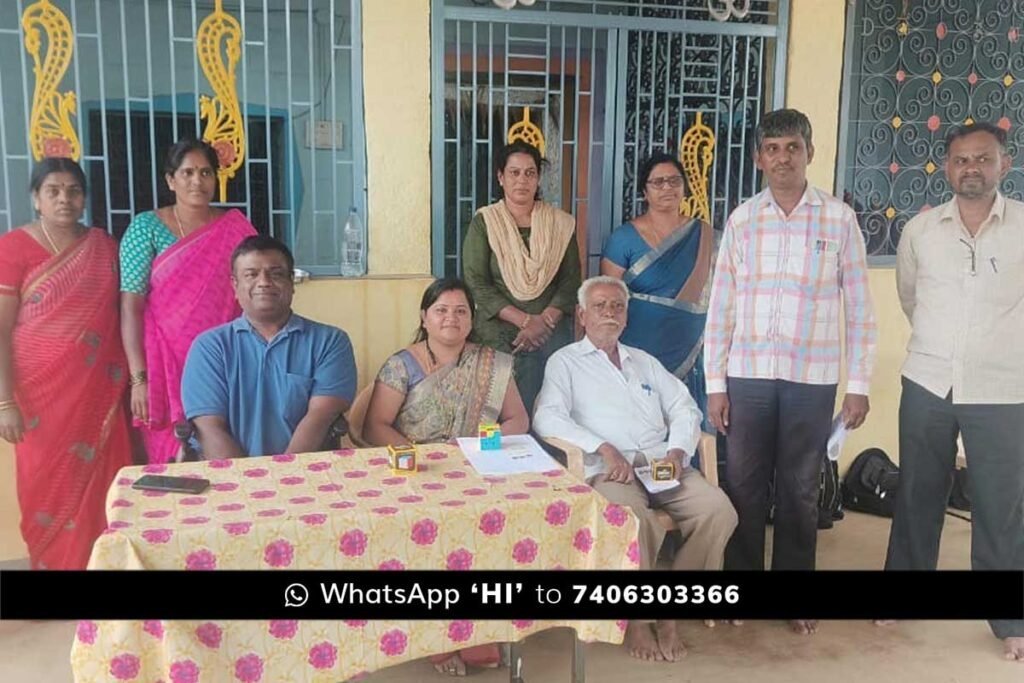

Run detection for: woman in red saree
[[120, 139, 256, 463], [0, 158, 132, 570]]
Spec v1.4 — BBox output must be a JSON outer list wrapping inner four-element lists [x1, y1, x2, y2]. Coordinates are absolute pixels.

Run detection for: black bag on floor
[[818, 458, 844, 529], [766, 454, 844, 529], [841, 447, 900, 517]]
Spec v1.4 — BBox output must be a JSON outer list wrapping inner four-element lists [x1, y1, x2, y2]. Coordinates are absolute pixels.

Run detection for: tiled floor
[[1, 511, 1019, 682]]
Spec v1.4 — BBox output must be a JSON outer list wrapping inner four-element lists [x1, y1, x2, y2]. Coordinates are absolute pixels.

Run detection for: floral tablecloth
[[71, 444, 639, 682]]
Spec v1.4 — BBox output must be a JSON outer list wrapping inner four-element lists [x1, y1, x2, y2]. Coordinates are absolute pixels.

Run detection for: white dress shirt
[[897, 193, 1024, 404], [533, 337, 703, 480]]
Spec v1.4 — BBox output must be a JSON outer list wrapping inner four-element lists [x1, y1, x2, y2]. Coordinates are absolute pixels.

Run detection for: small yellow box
[[387, 443, 417, 474], [652, 461, 676, 481]]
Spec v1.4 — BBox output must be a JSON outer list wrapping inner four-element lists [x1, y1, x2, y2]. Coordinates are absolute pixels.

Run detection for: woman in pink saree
[[0, 158, 132, 569], [120, 139, 256, 463]]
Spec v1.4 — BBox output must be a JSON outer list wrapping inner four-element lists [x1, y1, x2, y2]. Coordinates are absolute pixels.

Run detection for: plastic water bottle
[[340, 206, 364, 277]]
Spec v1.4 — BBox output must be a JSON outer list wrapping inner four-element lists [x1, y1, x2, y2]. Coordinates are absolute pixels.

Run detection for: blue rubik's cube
[[479, 423, 502, 450]]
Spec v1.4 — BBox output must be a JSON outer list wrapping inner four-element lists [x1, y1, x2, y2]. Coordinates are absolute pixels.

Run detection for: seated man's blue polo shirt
[[181, 313, 356, 457]]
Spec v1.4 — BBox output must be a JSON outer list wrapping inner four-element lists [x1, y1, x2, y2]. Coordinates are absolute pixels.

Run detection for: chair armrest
[[322, 414, 349, 451], [173, 421, 198, 462], [697, 431, 718, 487], [540, 436, 586, 480]]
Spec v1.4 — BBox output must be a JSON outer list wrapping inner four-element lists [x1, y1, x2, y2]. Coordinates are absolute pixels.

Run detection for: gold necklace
[[38, 217, 61, 254], [171, 205, 187, 239], [172, 205, 210, 239]]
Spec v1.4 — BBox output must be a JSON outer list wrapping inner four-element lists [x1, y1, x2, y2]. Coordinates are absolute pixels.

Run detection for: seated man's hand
[[663, 448, 689, 480], [597, 442, 633, 484]]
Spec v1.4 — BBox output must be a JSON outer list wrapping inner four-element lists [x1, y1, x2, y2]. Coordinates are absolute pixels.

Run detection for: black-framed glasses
[[646, 176, 685, 189]]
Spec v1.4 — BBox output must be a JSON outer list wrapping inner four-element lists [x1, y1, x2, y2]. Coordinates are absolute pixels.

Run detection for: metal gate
[[431, 0, 789, 277]]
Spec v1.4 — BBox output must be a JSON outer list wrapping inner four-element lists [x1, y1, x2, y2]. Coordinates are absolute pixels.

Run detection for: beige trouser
[[590, 467, 738, 572]]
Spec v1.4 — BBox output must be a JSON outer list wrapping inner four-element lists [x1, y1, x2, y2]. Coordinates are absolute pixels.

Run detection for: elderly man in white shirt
[[534, 276, 737, 663]]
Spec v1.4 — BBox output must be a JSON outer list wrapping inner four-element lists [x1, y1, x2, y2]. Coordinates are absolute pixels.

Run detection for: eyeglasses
[[646, 175, 685, 189]]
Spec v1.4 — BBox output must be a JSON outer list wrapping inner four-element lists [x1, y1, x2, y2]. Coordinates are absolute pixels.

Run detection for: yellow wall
[[785, 0, 907, 470], [362, 0, 432, 276]]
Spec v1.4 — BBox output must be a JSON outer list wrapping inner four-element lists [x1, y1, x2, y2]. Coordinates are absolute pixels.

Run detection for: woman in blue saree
[[601, 153, 715, 423]]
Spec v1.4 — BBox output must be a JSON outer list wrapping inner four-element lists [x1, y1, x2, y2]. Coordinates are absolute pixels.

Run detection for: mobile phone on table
[[131, 475, 210, 495]]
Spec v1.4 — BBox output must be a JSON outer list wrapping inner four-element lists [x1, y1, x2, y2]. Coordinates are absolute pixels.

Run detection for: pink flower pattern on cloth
[[268, 620, 299, 640], [169, 659, 201, 683], [184, 549, 217, 571], [410, 518, 438, 545], [74, 445, 637, 682], [339, 529, 368, 557], [109, 653, 140, 680], [308, 641, 338, 670], [234, 653, 264, 682], [447, 620, 474, 642], [544, 500, 570, 526], [195, 622, 222, 649], [76, 620, 97, 644], [379, 629, 408, 657], [478, 509, 506, 535], [264, 540, 294, 568]]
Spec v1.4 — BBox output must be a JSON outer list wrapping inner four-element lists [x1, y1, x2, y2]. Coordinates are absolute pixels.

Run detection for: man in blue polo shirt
[[182, 235, 356, 457]]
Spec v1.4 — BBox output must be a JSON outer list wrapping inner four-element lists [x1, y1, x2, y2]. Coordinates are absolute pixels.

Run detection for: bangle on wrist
[[0, 399, 18, 412], [129, 370, 148, 387]]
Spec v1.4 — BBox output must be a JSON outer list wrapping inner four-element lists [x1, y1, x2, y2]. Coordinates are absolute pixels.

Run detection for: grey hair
[[577, 276, 629, 309], [755, 108, 813, 151]]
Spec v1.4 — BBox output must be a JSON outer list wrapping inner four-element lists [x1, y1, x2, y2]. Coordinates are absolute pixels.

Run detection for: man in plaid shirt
[[704, 109, 877, 635]]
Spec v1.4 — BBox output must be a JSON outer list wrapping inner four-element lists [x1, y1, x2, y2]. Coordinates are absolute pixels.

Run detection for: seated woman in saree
[[120, 138, 256, 464], [600, 152, 715, 422], [0, 158, 132, 569], [462, 140, 581, 415], [363, 277, 528, 677]]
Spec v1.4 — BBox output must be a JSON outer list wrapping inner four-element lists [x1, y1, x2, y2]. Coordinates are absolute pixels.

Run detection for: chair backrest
[[343, 384, 374, 448]]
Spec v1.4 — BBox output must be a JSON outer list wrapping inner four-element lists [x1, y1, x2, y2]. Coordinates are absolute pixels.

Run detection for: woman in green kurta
[[462, 141, 582, 414]]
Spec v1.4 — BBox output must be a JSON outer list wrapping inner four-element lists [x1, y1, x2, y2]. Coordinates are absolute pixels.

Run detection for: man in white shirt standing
[[534, 276, 737, 663], [885, 121, 1023, 662]]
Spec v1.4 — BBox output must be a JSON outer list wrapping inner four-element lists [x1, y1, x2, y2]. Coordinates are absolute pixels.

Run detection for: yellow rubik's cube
[[478, 423, 502, 451], [652, 461, 676, 481], [387, 443, 417, 474]]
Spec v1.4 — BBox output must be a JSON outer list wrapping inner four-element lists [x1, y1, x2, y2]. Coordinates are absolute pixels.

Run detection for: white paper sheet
[[456, 434, 560, 476], [634, 465, 680, 494], [826, 413, 847, 462]]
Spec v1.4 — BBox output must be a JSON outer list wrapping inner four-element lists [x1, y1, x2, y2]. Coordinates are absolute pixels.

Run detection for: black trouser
[[886, 377, 1024, 639], [722, 378, 836, 571]]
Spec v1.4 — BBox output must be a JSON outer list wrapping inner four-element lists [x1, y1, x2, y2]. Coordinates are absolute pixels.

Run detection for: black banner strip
[[1, 570, 1020, 620]]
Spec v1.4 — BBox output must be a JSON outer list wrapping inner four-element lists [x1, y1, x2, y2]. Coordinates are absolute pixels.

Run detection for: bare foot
[[624, 621, 664, 661], [433, 654, 467, 676], [704, 620, 744, 628], [873, 620, 896, 626], [789, 619, 818, 635], [654, 620, 688, 662], [1005, 637, 1024, 662]]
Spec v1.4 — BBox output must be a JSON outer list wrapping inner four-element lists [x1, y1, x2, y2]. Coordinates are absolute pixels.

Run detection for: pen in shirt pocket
[[990, 257, 998, 273]]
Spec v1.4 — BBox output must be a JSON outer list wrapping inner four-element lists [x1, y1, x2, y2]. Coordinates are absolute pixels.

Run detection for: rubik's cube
[[387, 443, 417, 474], [478, 423, 502, 450], [652, 461, 676, 481]]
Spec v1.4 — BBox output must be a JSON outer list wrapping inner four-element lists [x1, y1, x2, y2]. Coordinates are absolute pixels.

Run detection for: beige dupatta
[[477, 200, 576, 301]]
